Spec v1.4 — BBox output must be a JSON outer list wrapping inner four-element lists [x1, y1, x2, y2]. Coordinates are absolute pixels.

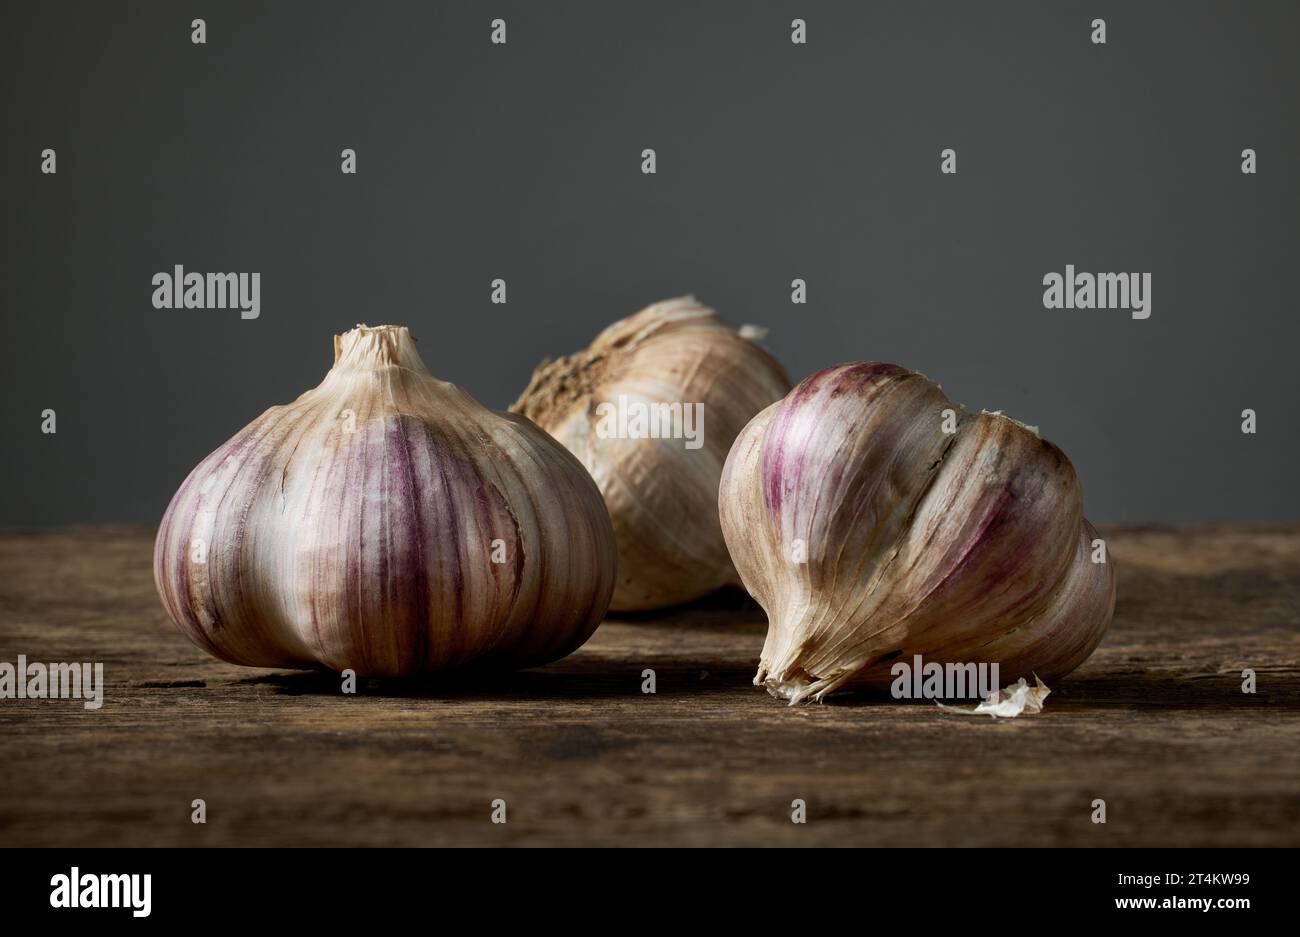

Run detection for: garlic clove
[[720, 362, 1115, 703], [513, 296, 791, 611], [154, 324, 617, 677]]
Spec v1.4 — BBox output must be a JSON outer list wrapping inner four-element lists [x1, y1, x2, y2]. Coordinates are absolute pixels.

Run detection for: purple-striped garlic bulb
[[513, 296, 791, 611], [718, 362, 1115, 703], [154, 325, 617, 677]]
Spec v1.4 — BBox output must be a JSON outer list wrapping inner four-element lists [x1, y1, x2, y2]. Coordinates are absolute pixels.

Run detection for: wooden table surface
[[1, 526, 1297, 847]]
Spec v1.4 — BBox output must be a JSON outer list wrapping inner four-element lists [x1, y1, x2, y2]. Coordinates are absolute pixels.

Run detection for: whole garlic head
[[154, 325, 616, 677], [513, 296, 791, 611], [719, 362, 1115, 703]]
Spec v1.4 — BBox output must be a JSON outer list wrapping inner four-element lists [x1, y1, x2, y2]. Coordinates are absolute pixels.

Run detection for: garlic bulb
[[513, 296, 791, 611], [719, 362, 1115, 703], [154, 325, 616, 676]]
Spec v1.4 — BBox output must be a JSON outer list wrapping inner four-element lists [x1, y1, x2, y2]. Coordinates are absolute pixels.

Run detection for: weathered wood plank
[[0, 526, 1297, 846]]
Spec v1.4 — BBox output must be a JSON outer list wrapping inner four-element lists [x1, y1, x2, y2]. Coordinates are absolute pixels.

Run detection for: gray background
[[3, 0, 1297, 527]]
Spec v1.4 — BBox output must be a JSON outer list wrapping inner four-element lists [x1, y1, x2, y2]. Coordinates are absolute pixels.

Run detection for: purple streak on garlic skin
[[154, 325, 616, 677], [720, 362, 1115, 703]]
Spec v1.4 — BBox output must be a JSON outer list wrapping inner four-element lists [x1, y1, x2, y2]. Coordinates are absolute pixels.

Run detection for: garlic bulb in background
[[154, 325, 616, 676], [513, 297, 791, 611], [719, 362, 1115, 703]]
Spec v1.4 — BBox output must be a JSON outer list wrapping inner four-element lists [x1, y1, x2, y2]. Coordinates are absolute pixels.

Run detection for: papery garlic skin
[[719, 362, 1115, 703], [513, 296, 791, 611], [154, 325, 616, 676]]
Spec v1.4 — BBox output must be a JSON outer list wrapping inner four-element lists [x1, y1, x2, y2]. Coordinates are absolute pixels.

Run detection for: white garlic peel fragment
[[935, 675, 1051, 718], [513, 296, 791, 611], [154, 325, 617, 676], [718, 363, 1115, 704]]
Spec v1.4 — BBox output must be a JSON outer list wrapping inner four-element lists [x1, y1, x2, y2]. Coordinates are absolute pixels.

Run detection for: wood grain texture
[[1, 526, 1297, 847]]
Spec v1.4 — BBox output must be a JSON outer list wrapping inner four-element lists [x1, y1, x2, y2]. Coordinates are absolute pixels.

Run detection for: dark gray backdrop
[[3, 0, 1297, 527]]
